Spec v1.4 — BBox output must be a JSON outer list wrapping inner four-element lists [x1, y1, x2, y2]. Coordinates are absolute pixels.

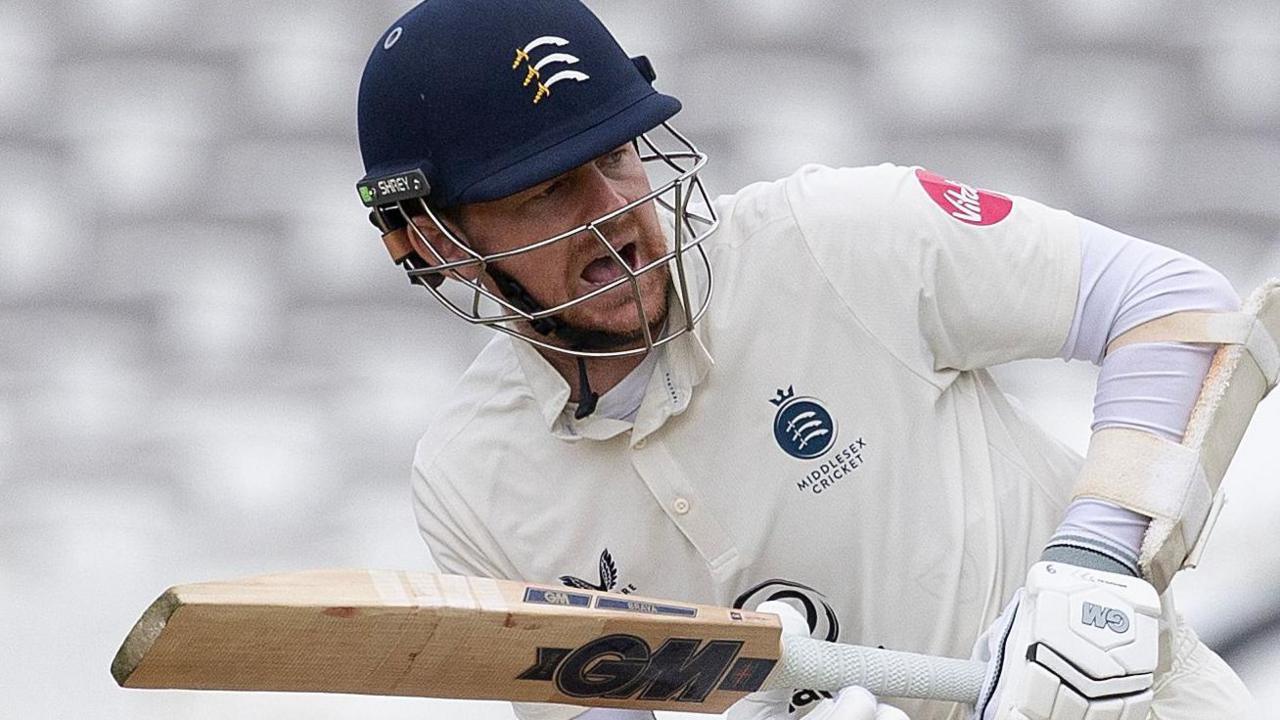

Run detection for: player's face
[[449, 143, 671, 350]]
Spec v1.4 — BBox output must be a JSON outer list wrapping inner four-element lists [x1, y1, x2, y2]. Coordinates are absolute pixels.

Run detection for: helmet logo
[[511, 36, 590, 105]]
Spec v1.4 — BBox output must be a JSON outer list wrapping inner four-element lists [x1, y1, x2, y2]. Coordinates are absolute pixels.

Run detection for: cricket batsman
[[354, 1, 1277, 718]]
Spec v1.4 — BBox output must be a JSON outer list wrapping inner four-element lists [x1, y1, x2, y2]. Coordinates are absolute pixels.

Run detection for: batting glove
[[971, 562, 1161, 720], [729, 601, 909, 720]]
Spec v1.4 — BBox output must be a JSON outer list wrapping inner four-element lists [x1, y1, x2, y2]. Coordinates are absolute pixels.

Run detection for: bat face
[[113, 570, 784, 714]]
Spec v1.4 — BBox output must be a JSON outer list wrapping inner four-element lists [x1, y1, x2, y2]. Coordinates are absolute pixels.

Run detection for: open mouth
[[580, 242, 639, 287]]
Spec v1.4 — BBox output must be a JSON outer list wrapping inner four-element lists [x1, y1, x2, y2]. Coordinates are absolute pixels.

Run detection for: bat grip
[[766, 635, 987, 705]]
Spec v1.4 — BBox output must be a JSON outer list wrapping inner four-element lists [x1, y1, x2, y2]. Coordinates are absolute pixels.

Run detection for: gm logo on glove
[[1080, 601, 1130, 634]]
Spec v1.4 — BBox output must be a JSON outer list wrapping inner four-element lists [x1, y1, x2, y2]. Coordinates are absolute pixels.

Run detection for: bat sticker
[[594, 596, 698, 618], [523, 587, 592, 608]]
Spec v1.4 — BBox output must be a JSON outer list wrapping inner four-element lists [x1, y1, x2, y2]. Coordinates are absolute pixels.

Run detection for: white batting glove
[[971, 562, 1160, 720], [728, 601, 909, 720]]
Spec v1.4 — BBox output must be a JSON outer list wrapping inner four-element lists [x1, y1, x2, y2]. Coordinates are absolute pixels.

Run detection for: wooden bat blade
[[112, 569, 785, 714]]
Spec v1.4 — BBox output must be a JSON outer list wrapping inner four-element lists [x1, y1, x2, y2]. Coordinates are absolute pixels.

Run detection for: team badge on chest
[[769, 386, 868, 495], [770, 386, 837, 460]]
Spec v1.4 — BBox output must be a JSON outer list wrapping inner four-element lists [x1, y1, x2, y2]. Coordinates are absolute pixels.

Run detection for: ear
[[379, 211, 483, 285]]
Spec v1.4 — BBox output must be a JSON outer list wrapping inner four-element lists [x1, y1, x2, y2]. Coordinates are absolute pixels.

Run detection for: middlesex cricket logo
[[512, 36, 590, 104], [770, 386, 868, 494], [770, 386, 837, 460]]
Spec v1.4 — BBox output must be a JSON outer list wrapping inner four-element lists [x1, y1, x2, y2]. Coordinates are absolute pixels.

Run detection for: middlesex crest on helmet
[[512, 36, 591, 105]]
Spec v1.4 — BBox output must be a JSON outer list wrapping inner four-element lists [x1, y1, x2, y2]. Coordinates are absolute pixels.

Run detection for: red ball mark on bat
[[915, 168, 1013, 226], [322, 606, 359, 619]]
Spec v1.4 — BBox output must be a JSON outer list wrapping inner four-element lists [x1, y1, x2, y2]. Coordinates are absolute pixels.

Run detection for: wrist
[[1040, 543, 1139, 577], [1043, 498, 1146, 578]]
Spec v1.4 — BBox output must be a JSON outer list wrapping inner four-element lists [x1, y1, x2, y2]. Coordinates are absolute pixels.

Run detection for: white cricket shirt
[[410, 164, 1085, 720]]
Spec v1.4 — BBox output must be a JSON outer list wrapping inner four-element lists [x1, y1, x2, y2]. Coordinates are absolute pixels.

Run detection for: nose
[[573, 163, 630, 228]]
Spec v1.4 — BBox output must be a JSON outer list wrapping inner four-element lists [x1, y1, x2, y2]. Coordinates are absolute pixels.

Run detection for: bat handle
[[766, 635, 987, 705]]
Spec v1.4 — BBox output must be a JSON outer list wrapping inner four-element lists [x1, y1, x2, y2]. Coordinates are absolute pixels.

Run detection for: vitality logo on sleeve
[[915, 168, 1013, 226]]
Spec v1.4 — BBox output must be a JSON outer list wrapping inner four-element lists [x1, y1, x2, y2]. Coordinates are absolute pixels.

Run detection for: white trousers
[[1148, 604, 1257, 719]]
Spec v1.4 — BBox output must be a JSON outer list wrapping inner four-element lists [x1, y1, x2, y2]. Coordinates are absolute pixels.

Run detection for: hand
[[971, 562, 1161, 720], [728, 601, 909, 720]]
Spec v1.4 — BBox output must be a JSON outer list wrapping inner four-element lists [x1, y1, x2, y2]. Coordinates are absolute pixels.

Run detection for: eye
[[533, 179, 562, 200], [599, 146, 629, 168]]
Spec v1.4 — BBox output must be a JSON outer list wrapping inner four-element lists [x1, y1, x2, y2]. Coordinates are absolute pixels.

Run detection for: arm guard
[[1073, 279, 1280, 591]]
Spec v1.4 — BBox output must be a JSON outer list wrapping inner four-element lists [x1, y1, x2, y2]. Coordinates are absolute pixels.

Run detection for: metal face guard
[[368, 123, 717, 358]]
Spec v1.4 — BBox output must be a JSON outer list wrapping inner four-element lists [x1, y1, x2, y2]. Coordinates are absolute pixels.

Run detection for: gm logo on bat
[[517, 634, 777, 703]]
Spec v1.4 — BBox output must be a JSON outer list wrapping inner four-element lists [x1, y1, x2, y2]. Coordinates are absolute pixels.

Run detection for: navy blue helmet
[[357, 0, 680, 208]]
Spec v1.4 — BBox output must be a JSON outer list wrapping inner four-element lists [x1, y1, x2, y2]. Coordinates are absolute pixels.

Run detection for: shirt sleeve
[[783, 163, 1082, 379], [411, 457, 512, 579], [413, 455, 600, 720]]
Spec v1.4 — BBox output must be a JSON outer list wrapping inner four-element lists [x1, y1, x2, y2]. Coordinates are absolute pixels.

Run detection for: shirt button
[[634, 438, 648, 449], [673, 497, 690, 515]]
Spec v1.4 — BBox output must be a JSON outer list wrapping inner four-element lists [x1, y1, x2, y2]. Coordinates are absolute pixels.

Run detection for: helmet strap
[[574, 357, 600, 420], [489, 268, 600, 419], [490, 269, 561, 336]]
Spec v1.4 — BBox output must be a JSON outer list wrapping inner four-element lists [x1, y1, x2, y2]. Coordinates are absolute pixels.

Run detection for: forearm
[[1044, 218, 1240, 575]]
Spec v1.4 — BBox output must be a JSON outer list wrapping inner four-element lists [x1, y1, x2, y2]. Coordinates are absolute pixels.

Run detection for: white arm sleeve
[[1061, 218, 1239, 440], [1044, 218, 1240, 574]]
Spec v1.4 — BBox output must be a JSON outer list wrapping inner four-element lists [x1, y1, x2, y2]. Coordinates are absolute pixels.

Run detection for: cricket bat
[[112, 569, 985, 713]]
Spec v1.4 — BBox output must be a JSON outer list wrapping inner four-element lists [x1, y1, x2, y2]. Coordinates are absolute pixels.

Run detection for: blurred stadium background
[[1, 0, 1278, 717]]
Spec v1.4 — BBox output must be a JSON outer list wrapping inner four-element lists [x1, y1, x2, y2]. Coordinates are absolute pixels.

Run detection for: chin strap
[[371, 212, 606, 419], [574, 357, 599, 420], [491, 269, 600, 420], [491, 270, 560, 337]]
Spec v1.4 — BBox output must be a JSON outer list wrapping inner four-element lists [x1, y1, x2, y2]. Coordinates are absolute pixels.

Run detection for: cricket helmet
[[355, 0, 717, 359]]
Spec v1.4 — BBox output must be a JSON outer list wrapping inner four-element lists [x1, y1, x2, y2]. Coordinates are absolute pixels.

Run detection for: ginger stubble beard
[[495, 208, 675, 354], [549, 262, 672, 353]]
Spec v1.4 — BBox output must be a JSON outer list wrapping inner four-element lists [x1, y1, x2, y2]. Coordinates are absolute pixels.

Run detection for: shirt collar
[[511, 327, 714, 443]]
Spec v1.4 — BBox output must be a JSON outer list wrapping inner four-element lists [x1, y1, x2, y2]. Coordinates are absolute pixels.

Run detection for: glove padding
[[728, 601, 909, 720], [971, 562, 1161, 720]]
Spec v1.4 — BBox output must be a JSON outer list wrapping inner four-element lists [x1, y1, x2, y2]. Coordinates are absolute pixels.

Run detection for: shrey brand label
[[914, 168, 1013, 226]]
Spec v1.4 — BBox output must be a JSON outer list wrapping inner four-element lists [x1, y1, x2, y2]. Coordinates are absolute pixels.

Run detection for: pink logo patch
[[914, 168, 1012, 226]]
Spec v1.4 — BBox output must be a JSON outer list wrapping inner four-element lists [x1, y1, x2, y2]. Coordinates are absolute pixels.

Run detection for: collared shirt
[[570, 338, 660, 423], [410, 163, 1084, 720]]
